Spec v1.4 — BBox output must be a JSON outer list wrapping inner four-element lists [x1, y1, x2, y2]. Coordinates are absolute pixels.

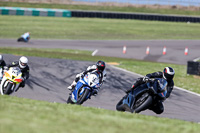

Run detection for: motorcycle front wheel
[[77, 88, 90, 105], [67, 88, 90, 105], [133, 93, 153, 113], [3, 82, 14, 95]]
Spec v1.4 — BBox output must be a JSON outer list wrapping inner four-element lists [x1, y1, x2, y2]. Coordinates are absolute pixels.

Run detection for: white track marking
[[92, 49, 98, 56]]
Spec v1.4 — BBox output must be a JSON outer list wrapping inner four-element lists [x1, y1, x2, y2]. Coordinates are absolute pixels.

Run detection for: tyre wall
[[1, 7, 200, 23], [0, 7, 71, 17]]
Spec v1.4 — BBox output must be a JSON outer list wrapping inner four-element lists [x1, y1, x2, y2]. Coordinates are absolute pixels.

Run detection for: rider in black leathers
[[126, 67, 175, 114]]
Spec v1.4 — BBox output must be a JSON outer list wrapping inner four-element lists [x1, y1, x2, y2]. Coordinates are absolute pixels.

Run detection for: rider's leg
[[126, 77, 144, 93], [68, 80, 77, 90], [67, 76, 80, 90]]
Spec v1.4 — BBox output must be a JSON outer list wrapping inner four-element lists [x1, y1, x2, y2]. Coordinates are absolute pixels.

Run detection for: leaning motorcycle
[[67, 72, 100, 105], [0, 67, 23, 95], [116, 78, 168, 113]]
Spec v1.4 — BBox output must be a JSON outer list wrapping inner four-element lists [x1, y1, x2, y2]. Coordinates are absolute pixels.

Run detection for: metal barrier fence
[[1, 0, 200, 6]]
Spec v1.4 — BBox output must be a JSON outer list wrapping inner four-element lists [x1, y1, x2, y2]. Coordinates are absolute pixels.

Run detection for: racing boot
[[125, 85, 135, 94], [126, 77, 144, 94], [68, 81, 76, 91]]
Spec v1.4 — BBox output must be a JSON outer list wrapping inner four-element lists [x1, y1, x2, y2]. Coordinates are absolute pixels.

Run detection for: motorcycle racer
[[126, 67, 175, 114], [68, 60, 106, 96], [6, 56, 30, 89], [17, 32, 30, 42]]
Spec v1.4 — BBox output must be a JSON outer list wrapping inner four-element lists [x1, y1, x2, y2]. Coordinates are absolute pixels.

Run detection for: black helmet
[[96, 60, 105, 73], [163, 67, 175, 81]]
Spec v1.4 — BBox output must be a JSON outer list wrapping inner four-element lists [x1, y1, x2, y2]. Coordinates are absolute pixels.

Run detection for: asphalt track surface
[[1, 39, 200, 123], [1, 39, 200, 65]]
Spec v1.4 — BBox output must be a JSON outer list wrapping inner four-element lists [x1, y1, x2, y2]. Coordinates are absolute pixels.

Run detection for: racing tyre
[[3, 82, 13, 95], [77, 89, 90, 105], [133, 93, 153, 113]]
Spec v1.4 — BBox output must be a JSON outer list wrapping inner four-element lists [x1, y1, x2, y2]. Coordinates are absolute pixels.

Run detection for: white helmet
[[0, 55, 3, 61], [19, 56, 28, 69]]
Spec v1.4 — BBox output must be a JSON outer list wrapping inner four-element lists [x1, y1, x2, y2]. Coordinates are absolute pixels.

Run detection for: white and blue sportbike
[[67, 72, 100, 105]]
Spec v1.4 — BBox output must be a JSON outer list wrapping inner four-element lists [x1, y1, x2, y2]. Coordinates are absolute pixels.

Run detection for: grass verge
[[0, 95, 199, 133], [1, 15, 200, 40], [0, 47, 199, 94]]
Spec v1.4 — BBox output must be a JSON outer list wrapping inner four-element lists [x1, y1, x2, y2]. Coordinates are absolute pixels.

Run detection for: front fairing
[[0, 67, 22, 95], [152, 78, 168, 100], [71, 72, 100, 103], [3, 67, 23, 84], [82, 72, 100, 88]]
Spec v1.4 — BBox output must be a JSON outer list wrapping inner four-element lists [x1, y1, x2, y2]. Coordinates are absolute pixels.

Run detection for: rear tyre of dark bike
[[133, 93, 153, 113]]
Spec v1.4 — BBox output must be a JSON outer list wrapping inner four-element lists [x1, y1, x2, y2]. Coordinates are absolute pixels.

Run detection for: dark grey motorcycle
[[116, 78, 168, 113]]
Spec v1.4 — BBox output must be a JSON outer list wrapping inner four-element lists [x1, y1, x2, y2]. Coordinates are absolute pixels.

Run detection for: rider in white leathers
[[68, 61, 106, 96]]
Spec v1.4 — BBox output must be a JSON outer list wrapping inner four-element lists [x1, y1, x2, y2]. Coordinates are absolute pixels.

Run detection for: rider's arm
[[1, 61, 6, 67], [83, 69, 96, 76], [166, 80, 174, 98], [146, 71, 163, 78], [6, 61, 18, 68], [0, 61, 6, 68], [22, 66, 30, 80]]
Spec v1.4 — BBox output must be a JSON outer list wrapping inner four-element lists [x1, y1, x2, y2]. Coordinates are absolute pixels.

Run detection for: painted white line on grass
[[92, 49, 98, 56], [109, 65, 200, 97]]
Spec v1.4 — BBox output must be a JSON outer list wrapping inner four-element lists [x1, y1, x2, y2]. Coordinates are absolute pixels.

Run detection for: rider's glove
[[76, 72, 84, 79], [143, 76, 149, 82], [3, 66, 8, 70]]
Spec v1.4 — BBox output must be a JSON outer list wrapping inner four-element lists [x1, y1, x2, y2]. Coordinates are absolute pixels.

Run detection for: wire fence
[[2, 0, 200, 6]]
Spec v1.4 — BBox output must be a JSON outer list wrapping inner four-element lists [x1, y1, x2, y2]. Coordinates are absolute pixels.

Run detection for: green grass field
[[1, 94, 200, 133], [0, 15, 200, 40], [1, 1, 200, 16]]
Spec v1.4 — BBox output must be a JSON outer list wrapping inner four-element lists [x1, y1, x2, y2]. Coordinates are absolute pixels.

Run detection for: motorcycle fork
[[122, 93, 135, 113]]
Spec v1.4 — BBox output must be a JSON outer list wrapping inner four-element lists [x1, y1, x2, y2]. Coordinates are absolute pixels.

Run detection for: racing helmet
[[163, 67, 175, 81], [19, 56, 28, 69], [0, 55, 3, 61], [96, 60, 105, 73]]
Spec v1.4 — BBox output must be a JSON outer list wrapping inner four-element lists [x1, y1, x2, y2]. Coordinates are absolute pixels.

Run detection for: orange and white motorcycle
[[0, 67, 23, 95]]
